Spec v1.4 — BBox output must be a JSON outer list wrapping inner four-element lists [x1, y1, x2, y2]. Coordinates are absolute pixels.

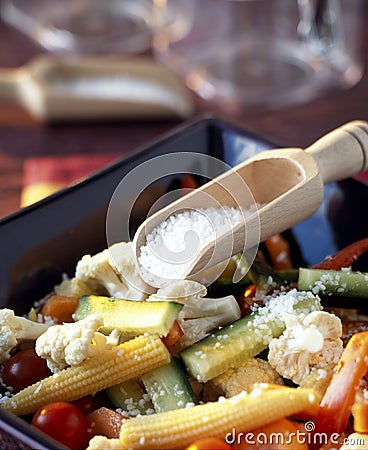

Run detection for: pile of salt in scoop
[[138, 206, 256, 287]]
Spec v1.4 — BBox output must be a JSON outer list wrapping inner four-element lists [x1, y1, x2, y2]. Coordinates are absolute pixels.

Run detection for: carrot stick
[[264, 234, 293, 270]]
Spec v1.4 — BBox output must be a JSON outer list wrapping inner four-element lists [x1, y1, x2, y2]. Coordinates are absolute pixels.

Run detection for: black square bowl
[[0, 116, 367, 449]]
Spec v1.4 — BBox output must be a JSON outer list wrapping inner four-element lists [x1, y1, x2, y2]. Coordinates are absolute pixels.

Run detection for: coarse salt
[[138, 206, 255, 285]]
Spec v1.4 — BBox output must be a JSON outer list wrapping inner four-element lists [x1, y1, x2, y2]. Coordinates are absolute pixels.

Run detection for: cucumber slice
[[141, 358, 197, 412], [105, 379, 154, 417], [277, 269, 299, 283], [74, 295, 183, 338], [180, 289, 321, 382], [248, 256, 285, 289], [298, 268, 368, 298]]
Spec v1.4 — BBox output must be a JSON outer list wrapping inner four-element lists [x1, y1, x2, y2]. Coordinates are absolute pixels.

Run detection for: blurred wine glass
[[153, 0, 364, 113], [1, 0, 161, 54]]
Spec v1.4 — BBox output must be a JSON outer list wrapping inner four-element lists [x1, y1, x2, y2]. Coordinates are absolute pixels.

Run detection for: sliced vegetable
[[118, 386, 319, 450], [86, 406, 125, 440], [162, 320, 184, 348], [248, 256, 284, 291], [142, 358, 197, 413], [40, 295, 79, 323], [105, 378, 154, 417], [74, 295, 183, 338], [1, 334, 170, 416], [264, 234, 294, 271], [180, 290, 321, 382], [313, 237, 368, 270], [298, 268, 368, 298], [276, 269, 299, 283], [315, 331, 368, 435]]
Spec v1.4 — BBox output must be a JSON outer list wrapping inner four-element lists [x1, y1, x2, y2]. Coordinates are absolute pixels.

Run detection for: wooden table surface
[[0, 2, 367, 219]]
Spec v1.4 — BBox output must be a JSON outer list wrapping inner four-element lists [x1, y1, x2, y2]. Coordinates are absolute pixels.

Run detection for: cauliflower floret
[[74, 242, 155, 301], [268, 310, 343, 384], [0, 308, 51, 363], [87, 436, 124, 450], [203, 358, 283, 401], [35, 314, 119, 373], [148, 280, 241, 350]]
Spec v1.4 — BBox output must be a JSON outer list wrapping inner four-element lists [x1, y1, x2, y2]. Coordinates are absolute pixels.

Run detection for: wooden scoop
[[0, 55, 194, 121], [133, 121, 368, 285]]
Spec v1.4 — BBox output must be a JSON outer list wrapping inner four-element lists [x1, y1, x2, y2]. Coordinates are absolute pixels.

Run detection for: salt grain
[[138, 206, 255, 285]]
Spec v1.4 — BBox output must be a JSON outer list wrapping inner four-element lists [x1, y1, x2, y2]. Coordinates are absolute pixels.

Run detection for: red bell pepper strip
[[314, 331, 368, 436], [312, 237, 368, 270]]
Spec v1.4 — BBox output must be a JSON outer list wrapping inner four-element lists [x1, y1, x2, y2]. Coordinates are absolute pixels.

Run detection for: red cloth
[[21, 153, 119, 206]]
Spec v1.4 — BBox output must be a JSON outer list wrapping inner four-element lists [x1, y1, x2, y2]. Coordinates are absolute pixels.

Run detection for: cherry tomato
[[185, 437, 234, 450], [31, 402, 88, 450], [2, 348, 52, 393]]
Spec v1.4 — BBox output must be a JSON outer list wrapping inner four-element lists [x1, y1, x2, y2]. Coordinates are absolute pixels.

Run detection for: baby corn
[[1, 334, 170, 416], [118, 384, 319, 449]]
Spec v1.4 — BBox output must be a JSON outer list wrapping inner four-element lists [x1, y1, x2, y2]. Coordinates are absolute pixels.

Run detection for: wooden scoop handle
[[306, 120, 368, 184]]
